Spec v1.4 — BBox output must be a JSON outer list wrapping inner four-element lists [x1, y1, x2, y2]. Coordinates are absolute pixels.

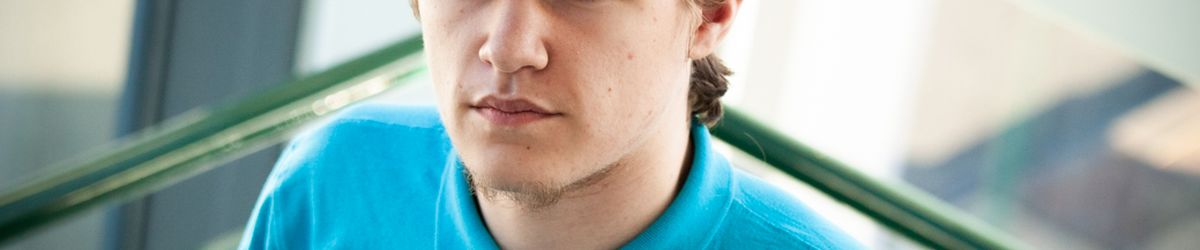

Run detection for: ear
[[410, 0, 422, 21], [688, 0, 741, 59]]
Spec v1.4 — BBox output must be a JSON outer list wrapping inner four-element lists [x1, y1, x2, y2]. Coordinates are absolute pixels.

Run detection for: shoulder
[[298, 102, 446, 149], [272, 102, 450, 192], [270, 103, 448, 182], [241, 103, 449, 249], [718, 168, 862, 249]]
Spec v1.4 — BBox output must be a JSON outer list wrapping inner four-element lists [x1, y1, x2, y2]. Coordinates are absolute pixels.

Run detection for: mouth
[[469, 96, 562, 126]]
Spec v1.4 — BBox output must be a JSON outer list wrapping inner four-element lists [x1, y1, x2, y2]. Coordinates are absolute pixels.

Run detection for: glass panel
[[0, 1, 135, 249], [720, 0, 1200, 248], [298, 0, 433, 107], [0, 1, 426, 248], [717, 140, 931, 249], [0, 0, 134, 196]]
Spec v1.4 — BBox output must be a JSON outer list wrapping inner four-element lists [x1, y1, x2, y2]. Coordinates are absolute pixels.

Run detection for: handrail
[[0, 36, 426, 243], [711, 109, 1025, 249], [0, 33, 1025, 249]]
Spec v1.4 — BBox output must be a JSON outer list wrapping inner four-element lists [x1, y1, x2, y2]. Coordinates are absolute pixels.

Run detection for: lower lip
[[474, 107, 556, 126]]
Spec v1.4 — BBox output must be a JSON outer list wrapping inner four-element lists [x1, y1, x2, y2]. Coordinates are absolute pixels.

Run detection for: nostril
[[480, 56, 492, 67], [478, 47, 493, 66]]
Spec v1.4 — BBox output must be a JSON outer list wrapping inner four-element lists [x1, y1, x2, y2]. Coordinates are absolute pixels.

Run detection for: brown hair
[[689, 54, 731, 126], [410, 0, 732, 126], [686, 0, 732, 126]]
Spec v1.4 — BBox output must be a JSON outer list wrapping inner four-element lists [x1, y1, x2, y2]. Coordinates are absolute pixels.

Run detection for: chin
[[446, 113, 587, 192], [462, 150, 566, 188]]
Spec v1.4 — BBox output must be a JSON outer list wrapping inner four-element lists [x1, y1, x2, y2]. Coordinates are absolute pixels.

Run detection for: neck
[[476, 120, 694, 250]]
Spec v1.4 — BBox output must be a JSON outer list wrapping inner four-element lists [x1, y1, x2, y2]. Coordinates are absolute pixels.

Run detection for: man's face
[[421, 0, 696, 198]]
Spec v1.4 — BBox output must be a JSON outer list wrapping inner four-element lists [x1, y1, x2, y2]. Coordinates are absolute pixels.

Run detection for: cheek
[[567, 34, 690, 123], [421, 9, 484, 109], [423, 39, 460, 111], [576, 55, 688, 136]]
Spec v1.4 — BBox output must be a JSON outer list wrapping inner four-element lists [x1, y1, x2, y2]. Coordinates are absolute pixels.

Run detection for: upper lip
[[471, 96, 559, 115]]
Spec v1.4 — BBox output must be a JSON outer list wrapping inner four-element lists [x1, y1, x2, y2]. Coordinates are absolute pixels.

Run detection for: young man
[[241, 0, 859, 248]]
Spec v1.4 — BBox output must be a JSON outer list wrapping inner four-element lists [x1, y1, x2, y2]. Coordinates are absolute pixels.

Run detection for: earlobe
[[688, 26, 717, 60], [687, 0, 740, 59]]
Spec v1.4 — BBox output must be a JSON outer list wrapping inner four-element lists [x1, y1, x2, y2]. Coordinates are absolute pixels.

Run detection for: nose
[[478, 1, 549, 74]]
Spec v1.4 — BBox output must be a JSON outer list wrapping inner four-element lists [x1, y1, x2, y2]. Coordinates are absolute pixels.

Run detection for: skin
[[418, 0, 740, 248]]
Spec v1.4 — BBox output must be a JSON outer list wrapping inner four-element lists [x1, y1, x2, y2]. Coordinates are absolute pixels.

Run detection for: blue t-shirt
[[239, 103, 859, 249]]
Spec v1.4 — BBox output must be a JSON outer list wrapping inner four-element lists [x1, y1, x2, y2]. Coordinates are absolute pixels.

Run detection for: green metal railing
[[711, 110, 1023, 249], [0, 36, 425, 243], [0, 34, 1024, 249]]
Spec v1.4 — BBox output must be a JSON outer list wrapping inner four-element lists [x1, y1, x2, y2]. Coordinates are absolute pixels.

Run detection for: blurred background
[[1, 0, 1197, 249]]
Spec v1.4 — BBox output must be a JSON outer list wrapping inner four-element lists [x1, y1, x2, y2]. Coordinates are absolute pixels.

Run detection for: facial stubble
[[464, 160, 623, 211]]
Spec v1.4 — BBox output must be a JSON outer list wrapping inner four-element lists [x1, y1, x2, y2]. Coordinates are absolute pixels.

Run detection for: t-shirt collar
[[624, 120, 734, 247], [436, 119, 733, 248]]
